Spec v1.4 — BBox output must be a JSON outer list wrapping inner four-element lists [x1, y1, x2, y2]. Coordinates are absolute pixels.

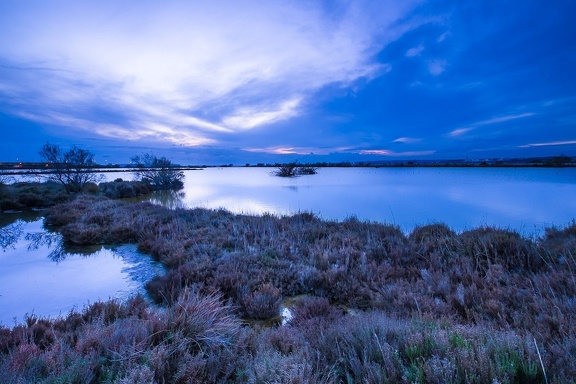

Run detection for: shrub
[[241, 284, 283, 320], [289, 296, 343, 327], [458, 227, 542, 273]]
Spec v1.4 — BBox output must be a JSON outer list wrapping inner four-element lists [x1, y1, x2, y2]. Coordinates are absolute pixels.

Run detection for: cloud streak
[[447, 113, 535, 138], [519, 140, 576, 148]]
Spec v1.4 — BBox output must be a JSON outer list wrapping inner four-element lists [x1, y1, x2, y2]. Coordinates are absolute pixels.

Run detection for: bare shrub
[[99, 180, 152, 198], [163, 290, 241, 353], [241, 284, 282, 320], [458, 227, 542, 273], [409, 223, 458, 256], [290, 296, 343, 327], [273, 163, 298, 177]]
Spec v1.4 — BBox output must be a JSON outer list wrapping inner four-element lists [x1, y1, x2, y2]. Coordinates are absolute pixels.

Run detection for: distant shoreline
[[1, 157, 575, 174]]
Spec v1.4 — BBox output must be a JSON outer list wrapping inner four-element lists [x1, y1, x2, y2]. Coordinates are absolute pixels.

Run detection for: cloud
[[519, 140, 576, 148], [222, 98, 302, 130], [244, 146, 353, 156], [474, 113, 535, 126], [0, 0, 424, 148], [447, 128, 474, 137], [406, 45, 425, 57], [358, 149, 435, 156], [427, 59, 447, 75], [393, 137, 422, 143], [447, 113, 535, 138]]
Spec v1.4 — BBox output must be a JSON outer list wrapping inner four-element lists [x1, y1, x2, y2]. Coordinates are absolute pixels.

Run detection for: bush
[[98, 180, 152, 198], [241, 284, 283, 320], [273, 163, 319, 177]]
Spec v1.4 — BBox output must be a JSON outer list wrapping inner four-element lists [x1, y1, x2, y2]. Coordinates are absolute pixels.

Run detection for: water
[[1, 166, 574, 325], [0, 213, 164, 327], [132, 167, 575, 236], [7, 167, 576, 234]]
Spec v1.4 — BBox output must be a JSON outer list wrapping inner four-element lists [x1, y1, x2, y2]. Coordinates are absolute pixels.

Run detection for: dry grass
[[1, 197, 575, 382]]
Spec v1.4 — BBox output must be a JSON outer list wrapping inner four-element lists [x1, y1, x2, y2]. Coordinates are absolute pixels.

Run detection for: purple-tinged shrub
[[241, 284, 282, 320]]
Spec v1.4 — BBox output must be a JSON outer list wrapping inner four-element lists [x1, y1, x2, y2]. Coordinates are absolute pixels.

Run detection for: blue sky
[[0, 0, 575, 165]]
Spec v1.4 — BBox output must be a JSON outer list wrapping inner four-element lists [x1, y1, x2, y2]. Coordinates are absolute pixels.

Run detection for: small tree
[[273, 162, 318, 177], [274, 163, 298, 177], [39, 143, 102, 193], [131, 153, 184, 190]]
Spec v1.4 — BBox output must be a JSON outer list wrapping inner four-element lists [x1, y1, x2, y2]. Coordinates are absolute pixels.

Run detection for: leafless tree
[[0, 221, 24, 251], [273, 163, 318, 177], [131, 153, 185, 190], [0, 173, 13, 186], [39, 143, 102, 193]]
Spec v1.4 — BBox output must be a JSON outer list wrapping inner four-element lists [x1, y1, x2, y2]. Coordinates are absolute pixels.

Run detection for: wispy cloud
[[447, 113, 535, 138], [519, 140, 576, 148], [0, 0, 424, 148], [244, 146, 353, 156], [359, 149, 435, 156], [393, 137, 422, 143], [447, 127, 474, 137], [474, 113, 535, 126], [222, 98, 302, 130], [406, 45, 425, 57]]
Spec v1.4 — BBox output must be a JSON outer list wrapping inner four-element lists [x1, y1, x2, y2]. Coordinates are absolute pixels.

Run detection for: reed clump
[[1, 196, 575, 382]]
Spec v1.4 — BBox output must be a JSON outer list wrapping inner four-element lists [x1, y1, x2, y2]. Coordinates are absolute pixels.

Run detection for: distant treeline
[[1, 154, 574, 171]]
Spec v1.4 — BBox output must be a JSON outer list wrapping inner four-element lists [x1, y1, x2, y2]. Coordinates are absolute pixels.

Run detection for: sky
[[0, 0, 575, 165]]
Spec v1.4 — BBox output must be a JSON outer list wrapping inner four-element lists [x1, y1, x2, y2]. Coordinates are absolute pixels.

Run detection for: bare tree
[[1, 221, 24, 251], [39, 143, 102, 193], [273, 162, 318, 177], [131, 153, 184, 190], [0, 173, 13, 187], [273, 163, 298, 177]]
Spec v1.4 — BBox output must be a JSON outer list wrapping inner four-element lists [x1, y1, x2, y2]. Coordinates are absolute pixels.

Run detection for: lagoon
[[123, 167, 576, 236], [1, 166, 575, 325], [0, 213, 164, 326]]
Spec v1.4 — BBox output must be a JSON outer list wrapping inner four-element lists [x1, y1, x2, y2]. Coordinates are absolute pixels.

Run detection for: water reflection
[[149, 189, 187, 210], [25, 231, 65, 262], [0, 216, 164, 326], [134, 167, 576, 235], [0, 220, 24, 251]]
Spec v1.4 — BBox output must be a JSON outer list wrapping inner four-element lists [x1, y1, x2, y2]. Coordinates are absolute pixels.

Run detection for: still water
[[127, 167, 576, 236], [0, 213, 164, 327], [1, 166, 574, 325]]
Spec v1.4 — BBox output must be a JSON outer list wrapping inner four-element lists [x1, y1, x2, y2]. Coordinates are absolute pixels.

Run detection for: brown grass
[[0, 196, 574, 382]]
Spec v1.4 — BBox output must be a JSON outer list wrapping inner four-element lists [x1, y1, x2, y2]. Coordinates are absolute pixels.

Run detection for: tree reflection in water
[[0, 220, 24, 251], [149, 189, 186, 210], [25, 231, 66, 262]]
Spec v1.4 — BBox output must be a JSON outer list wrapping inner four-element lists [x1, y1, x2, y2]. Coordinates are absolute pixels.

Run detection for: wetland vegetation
[[1, 146, 575, 382], [0, 189, 575, 382]]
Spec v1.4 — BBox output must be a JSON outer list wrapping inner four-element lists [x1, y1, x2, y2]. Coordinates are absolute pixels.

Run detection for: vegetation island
[[0, 145, 575, 383]]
